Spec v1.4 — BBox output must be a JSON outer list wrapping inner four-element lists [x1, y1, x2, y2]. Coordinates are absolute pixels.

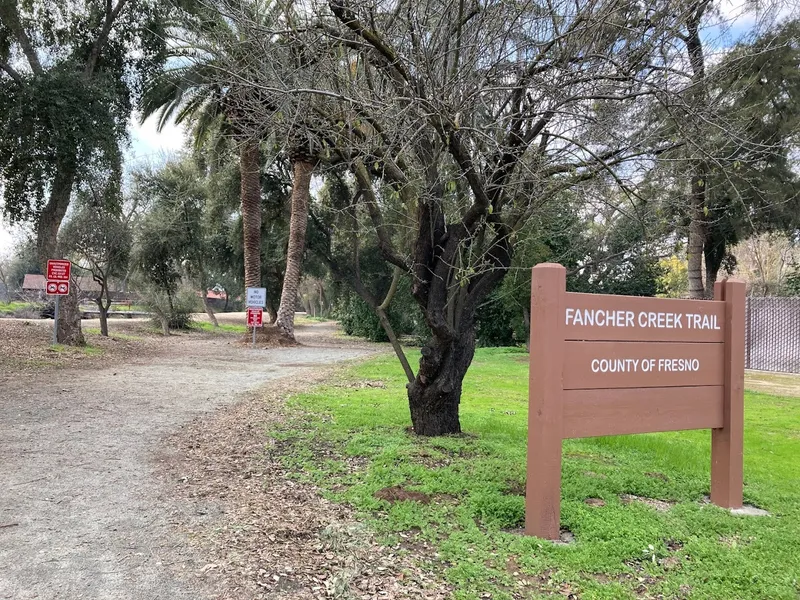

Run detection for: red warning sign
[[47, 259, 71, 281], [46, 281, 70, 295], [246, 307, 263, 328]]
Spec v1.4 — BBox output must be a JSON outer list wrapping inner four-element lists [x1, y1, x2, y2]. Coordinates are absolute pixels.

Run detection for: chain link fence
[[745, 297, 800, 373]]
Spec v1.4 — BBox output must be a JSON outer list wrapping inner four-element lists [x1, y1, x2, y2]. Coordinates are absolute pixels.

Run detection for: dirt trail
[[0, 323, 376, 600]]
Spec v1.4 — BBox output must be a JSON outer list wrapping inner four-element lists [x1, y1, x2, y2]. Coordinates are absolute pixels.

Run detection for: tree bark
[[202, 289, 219, 327], [407, 329, 476, 436], [96, 292, 109, 337], [37, 161, 84, 345], [703, 232, 726, 299], [266, 293, 278, 323], [56, 278, 84, 345], [276, 159, 313, 339], [240, 140, 262, 292], [522, 306, 531, 352], [687, 179, 707, 299], [685, 5, 710, 300]]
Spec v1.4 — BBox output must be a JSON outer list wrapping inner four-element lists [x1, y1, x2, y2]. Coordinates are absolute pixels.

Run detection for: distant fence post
[[526, 263, 566, 540], [711, 278, 746, 508]]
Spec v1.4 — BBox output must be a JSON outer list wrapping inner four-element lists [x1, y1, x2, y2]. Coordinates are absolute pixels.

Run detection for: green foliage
[[0, 66, 122, 221], [59, 187, 132, 294], [657, 256, 689, 298], [785, 263, 800, 297], [143, 285, 199, 331], [0, 0, 169, 224], [336, 293, 386, 341], [3, 237, 40, 289], [276, 350, 800, 600], [335, 280, 425, 343], [475, 290, 517, 347]]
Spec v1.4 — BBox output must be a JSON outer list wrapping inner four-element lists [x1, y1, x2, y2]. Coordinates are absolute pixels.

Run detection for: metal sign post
[[53, 296, 59, 345]]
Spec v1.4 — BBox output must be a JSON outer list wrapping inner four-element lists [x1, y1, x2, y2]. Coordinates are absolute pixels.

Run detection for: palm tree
[[275, 155, 314, 339], [139, 2, 278, 313]]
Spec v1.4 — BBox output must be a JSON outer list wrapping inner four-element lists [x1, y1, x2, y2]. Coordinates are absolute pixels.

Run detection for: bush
[[335, 284, 428, 344], [142, 285, 200, 332], [475, 291, 517, 347]]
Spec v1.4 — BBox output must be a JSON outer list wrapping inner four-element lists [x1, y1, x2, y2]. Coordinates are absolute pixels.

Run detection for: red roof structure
[[23, 274, 104, 293]]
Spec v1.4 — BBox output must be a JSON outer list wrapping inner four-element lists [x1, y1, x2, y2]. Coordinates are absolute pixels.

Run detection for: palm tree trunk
[[240, 140, 262, 292], [276, 159, 313, 340]]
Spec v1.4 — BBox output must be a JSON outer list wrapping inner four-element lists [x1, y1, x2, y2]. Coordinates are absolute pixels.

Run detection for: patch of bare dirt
[[744, 370, 800, 397], [159, 369, 450, 600], [620, 494, 675, 512], [374, 486, 432, 505], [235, 325, 299, 348], [584, 498, 606, 507], [504, 558, 578, 597]]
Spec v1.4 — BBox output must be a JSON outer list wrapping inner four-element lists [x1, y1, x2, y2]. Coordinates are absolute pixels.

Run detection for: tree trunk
[[522, 306, 531, 352], [202, 289, 219, 327], [703, 233, 726, 299], [97, 298, 109, 337], [56, 283, 84, 345], [407, 329, 476, 436], [685, 9, 710, 301], [37, 161, 84, 345], [240, 140, 262, 292], [266, 293, 278, 324], [687, 183, 707, 300], [160, 315, 170, 336], [276, 159, 313, 339]]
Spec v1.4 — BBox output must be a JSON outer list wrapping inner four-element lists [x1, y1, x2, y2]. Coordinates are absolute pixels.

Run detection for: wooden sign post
[[526, 263, 745, 540]]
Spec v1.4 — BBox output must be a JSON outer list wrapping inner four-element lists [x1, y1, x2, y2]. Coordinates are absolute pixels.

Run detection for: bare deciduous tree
[[196, 0, 784, 434]]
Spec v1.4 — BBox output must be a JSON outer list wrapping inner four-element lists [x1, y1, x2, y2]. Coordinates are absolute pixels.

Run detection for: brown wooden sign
[[526, 263, 745, 540]]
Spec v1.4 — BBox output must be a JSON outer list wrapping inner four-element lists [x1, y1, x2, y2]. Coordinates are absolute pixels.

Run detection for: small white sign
[[246, 287, 267, 307]]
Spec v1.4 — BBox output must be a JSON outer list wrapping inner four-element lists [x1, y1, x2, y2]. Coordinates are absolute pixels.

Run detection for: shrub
[[142, 284, 200, 333]]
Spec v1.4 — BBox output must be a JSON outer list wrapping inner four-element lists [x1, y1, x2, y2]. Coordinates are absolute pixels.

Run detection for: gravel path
[[0, 324, 375, 600]]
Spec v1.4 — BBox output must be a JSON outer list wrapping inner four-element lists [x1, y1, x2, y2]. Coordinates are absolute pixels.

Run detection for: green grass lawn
[[0, 301, 35, 314], [275, 348, 800, 600], [191, 321, 247, 334]]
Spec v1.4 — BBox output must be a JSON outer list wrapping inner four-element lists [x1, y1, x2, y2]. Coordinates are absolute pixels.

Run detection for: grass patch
[[275, 348, 800, 600], [0, 301, 36, 314], [50, 343, 104, 356], [191, 321, 247, 334], [295, 314, 331, 325], [83, 327, 143, 341]]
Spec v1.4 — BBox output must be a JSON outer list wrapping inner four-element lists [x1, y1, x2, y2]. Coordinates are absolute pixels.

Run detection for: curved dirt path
[[0, 323, 377, 600]]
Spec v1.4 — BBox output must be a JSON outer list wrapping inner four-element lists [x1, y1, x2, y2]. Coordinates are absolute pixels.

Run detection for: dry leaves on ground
[[0, 319, 161, 380], [156, 369, 451, 600]]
